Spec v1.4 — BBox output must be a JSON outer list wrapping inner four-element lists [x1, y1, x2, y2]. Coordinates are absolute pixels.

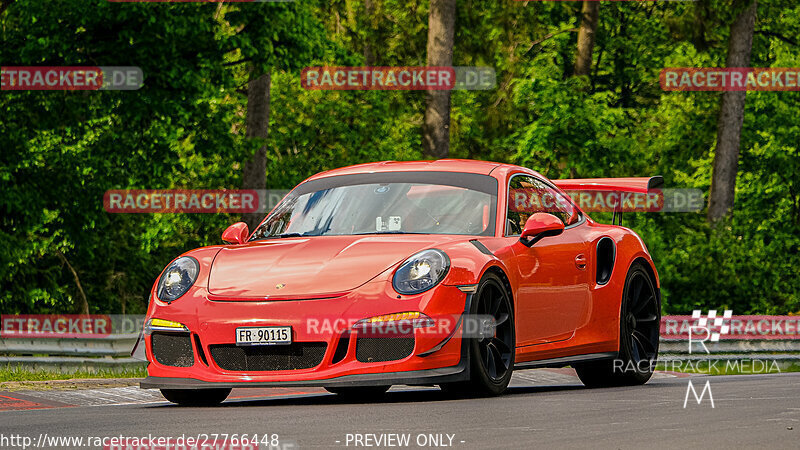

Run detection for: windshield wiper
[[352, 231, 426, 235], [254, 231, 424, 241], [251, 233, 310, 241]]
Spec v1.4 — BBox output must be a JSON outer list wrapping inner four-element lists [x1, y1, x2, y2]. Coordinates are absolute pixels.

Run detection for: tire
[[440, 272, 515, 396], [324, 385, 390, 399], [160, 388, 231, 406], [576, 263, 660, 388]]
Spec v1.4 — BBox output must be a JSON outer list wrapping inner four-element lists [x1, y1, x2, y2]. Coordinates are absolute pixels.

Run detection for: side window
[[506, 175, 578, 235]]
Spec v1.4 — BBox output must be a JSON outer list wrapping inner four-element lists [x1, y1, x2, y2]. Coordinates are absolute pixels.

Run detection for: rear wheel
[[440, 272, 515, 396], [160, 388, 231, 406], [576, 263, 660, 387], [324, 385, 390, 399]]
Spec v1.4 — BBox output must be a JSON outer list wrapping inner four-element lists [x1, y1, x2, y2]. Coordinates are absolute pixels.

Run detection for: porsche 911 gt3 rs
[[134, 160, 662, 405]]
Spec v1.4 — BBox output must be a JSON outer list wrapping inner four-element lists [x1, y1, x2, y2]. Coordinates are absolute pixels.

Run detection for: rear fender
[[583, 227, 659, 349]]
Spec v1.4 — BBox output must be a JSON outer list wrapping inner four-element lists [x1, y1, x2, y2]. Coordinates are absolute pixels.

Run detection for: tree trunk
[[242, 72, 271, 232], [707, 0, 757, 222], [574, 1, 599, 77], [0, 0, 14, 16], [422, 0, 456, 159], [693, 0, 710, 52], [56, 250, 89, 315], [364, 0, 375, 66]]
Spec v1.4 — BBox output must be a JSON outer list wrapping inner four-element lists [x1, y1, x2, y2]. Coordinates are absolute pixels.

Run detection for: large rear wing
[[552, 176, 664, 226]]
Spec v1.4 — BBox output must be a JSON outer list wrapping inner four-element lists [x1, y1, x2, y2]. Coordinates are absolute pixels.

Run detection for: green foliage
[[1, 0, 798, 315]]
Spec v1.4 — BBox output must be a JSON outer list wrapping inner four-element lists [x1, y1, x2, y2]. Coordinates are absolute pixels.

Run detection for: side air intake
[[596, 237, 616, 285]]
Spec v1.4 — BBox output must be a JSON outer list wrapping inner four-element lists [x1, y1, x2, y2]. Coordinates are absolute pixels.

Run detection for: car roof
[[306, 159, 544, 181]]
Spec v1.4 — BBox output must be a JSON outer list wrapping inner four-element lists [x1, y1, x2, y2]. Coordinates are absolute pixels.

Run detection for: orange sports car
[[134, 160, 662, 405]]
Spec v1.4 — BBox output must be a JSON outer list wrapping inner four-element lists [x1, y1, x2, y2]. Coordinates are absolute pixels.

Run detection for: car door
[[504, 174, 592, 347]]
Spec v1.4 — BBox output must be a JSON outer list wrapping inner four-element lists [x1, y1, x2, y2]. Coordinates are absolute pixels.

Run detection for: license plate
[[235, 326, 292, 346]]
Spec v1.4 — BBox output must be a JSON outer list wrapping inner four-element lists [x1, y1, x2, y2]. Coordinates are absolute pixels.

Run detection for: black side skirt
[[513, 352, 618, 370]]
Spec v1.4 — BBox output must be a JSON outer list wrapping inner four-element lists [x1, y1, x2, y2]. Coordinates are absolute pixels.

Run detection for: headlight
[[392, 249, 450, 295], [156, 256, 199, 303]]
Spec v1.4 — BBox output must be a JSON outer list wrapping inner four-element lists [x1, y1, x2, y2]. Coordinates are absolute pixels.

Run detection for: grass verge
[[657, 360, 800, 376], [0, 365, 147, 383]]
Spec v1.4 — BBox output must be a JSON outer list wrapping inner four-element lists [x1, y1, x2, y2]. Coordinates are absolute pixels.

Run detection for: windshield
[[250, 172, 497, 239]]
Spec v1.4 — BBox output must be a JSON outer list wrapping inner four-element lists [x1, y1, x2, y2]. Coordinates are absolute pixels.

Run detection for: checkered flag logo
[[692, 309, 733, 342]]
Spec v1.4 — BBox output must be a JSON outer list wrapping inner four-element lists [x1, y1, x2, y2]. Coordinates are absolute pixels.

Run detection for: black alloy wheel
[[624, 269, 661, 367], [576, 263, 660, 387], [441, 272, 515, 396]]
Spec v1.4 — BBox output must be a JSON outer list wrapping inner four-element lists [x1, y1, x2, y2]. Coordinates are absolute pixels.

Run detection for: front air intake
[[209, 343, 327, 371], [355, 334, 415, 363], [151, 333, 194, 367]]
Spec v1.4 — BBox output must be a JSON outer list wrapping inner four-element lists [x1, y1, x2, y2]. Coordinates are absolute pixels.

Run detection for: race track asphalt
[[0, 371, 797, 449]]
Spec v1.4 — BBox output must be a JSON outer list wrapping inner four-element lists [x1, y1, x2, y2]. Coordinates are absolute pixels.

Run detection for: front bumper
[[139, 280, 470, 389]]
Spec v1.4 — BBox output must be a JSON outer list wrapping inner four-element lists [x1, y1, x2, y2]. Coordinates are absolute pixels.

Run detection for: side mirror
[[520, 213, 564, 247], [222, 222, 249, 245]]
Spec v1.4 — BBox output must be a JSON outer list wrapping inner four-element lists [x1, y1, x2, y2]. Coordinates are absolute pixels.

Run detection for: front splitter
[[140, 364, 468, 390]]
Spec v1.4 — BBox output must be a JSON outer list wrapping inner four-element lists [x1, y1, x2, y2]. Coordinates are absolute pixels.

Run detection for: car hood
[[207, 235, 460, 299]]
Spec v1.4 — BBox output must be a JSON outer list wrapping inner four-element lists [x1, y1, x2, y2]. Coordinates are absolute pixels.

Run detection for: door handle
[[575, 254, 587, 270]]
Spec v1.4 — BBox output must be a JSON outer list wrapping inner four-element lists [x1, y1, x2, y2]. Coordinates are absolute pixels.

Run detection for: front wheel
[[440, 272, 515, 396], [160, 388, 231, 406], [576, 263, 660, 387]]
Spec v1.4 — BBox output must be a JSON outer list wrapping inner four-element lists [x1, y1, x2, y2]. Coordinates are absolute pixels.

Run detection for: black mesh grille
[[209, 343, 327, 371], [151, 333, 194, 367], [356, 335, 415, 363]]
